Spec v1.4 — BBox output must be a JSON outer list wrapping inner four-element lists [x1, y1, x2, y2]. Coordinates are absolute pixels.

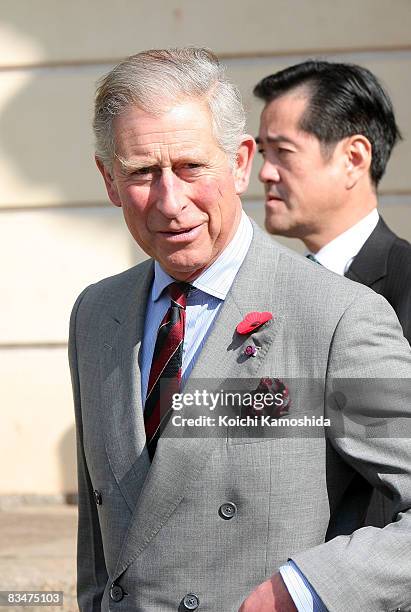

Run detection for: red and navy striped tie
[[144, 282, 190, 460]]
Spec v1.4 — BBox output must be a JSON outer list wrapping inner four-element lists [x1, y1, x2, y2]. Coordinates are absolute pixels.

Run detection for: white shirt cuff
[[279, 560, 328, 612]]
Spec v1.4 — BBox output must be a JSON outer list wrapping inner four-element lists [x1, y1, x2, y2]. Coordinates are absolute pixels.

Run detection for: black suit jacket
[[345, 216, 411, 527], [345, 217, 411, 343]]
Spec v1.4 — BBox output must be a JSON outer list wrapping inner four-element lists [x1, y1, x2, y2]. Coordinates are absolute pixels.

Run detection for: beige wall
[[1, 1, 410, 497]]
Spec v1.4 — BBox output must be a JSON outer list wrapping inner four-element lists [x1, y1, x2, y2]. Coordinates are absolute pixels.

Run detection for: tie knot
[[167, 282, 191, 307]]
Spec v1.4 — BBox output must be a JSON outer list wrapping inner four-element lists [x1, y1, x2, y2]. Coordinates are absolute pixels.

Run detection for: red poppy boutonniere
[[236, 311, 273, 335]]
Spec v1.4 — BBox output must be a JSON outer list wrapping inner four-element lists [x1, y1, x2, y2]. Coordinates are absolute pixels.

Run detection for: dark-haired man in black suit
[[254, 60, 411, 346], [254, 60, 411, 530]]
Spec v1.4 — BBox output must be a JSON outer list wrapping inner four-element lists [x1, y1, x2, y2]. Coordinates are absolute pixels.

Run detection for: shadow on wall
[[58, 425, 77, 503]]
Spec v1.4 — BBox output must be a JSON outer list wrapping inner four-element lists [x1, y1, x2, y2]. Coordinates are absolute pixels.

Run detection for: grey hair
[[93, 47, 246, 170]]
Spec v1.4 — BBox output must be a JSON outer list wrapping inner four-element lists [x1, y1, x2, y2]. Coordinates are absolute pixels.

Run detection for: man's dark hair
[[254, 60, 401, 187]]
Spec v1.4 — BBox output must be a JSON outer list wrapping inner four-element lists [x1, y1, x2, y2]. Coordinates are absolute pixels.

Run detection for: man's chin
[[265, 216, 287, 236], [159, 256, 209, 282]]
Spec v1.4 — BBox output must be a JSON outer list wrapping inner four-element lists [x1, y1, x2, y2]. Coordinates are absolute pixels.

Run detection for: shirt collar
[[152, 210, 253, 301], [310, 209, 379, 276]]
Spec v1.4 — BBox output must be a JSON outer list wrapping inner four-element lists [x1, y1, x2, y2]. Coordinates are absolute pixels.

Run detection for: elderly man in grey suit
[[70, 47, 411, 612]]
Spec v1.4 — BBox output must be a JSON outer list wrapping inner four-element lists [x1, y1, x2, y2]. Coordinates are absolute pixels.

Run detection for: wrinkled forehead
[[113, 100, 215, 145], [111, 99, 227, 168]]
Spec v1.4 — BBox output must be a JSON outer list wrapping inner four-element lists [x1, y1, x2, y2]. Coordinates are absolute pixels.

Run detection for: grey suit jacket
[[69, 222, 411, 612]]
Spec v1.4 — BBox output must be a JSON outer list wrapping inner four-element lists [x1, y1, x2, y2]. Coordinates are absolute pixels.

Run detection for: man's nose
[[258, 159, 280, 183], [156, 169, 184, 218]]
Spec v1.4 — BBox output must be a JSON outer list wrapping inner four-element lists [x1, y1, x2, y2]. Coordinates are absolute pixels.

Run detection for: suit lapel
[[112, 223, 285, 580], [345, 217, 395, 286], [100, 260, 154, 512], [187, 233, 283, 381]]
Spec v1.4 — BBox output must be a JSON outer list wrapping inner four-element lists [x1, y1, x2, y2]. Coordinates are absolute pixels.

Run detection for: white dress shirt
[[308, 209, 379, 275]]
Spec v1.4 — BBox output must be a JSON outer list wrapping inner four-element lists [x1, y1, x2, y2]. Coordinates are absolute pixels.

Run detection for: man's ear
[[233, 135, 256, 195], [95, 156, 122, 207], [343, 135, 372, 189]]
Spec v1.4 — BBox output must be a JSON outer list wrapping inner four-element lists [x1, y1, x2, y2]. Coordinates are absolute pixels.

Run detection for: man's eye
[[182, 163, 202, 169], [134, 167, 154, 175], [176, 163, 204, 176], [257, 148, 265, 156]]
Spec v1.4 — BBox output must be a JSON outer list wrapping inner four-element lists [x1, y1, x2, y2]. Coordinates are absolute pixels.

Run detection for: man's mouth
[[266, 193, 283, 202], [158, 224, 203, 241]]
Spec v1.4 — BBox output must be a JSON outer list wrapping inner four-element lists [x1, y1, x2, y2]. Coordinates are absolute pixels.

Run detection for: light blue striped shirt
[[140, 210, 327, 612]]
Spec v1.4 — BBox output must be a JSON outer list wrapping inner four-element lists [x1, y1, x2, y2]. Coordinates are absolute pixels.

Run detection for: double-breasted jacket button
[[93, 489, 102, 505], [109, 584, 124, 602], [219, 501, 237, 520], [182, 593, 199, 610]]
